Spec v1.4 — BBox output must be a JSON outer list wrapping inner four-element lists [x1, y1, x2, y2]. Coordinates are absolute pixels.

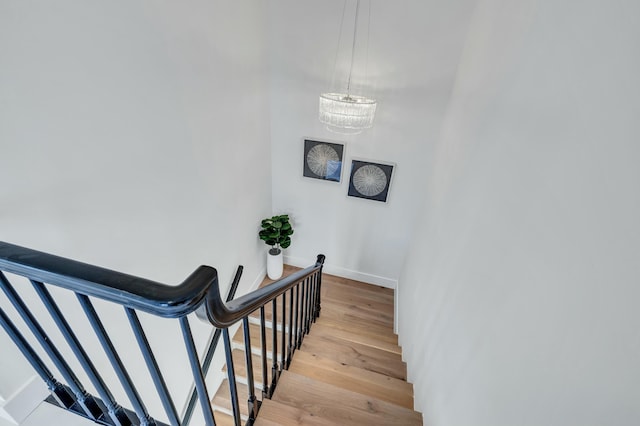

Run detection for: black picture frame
[[347, 159, 394, 203], [303, 139, 344, 182]]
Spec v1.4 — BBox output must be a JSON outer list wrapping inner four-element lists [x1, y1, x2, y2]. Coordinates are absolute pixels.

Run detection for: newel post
[[314, 255, 325, 320]]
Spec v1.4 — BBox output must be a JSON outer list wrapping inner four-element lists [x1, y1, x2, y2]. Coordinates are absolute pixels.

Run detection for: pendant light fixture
[[319, 0, 376, 134]]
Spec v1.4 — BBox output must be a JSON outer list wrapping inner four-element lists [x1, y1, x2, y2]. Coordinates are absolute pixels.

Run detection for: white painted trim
[[283, 255, 397, 289], [0, 375, 48, 425], [394, 280, 399, 335]]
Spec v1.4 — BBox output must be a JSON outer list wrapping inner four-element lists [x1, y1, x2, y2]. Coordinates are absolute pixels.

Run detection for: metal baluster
[[310, 274, 318, 325], [259, 307, 268, 399], [222, 328, 241, 426], [77, 294, 156, 425], [287, 289, 294, 368], [270, 299, 278, 395], [183, 265, 243, 426], [293, 284, 300, 350], [298, 278, 307, 343], [0, 272, 98, 421], [31, 281, 130, 425], [313, 271, 320, 321], [281, 293, 286, 373], [242, 317, 258, 422], [305, 276, 313, 335], [315, 255, 325, 319], [179, 317, 216, 426], [307, 276, 315, 331], [0, 308, 76, 411], [126, 309, 180, 426]]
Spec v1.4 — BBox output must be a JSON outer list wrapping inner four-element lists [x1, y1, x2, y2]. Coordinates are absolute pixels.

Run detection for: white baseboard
[[0, 375, 48, 425], [394, 282, 399, 334], [283, 256, 398, 290]]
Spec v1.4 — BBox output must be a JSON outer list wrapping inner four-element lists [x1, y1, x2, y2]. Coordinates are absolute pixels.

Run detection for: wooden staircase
[[212, 265, 423, 425]]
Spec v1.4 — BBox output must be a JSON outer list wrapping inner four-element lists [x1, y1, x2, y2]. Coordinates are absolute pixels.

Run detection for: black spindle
[[77, 294, 155, 425], [305, 277, 312, 335], [183, 265, 243, 426], [270, 299, 279, 394], [310, 274, 318, 325], [287, 289, 294, 368], [0, 308, 77, 411], [293, 284, 300, 350], [126, 309, 180, 426], [242, 317, 258, 421], [315, 255, 325, 319], [31, 281, 129, 425], [281, 293, 286, 372], [179, 317, 216, 426], [0, 273, 98, 420], [222, 328, 241, 426], [314, 270, 322, 321], [260, 307, 269, 399], [298, 278, 306, 346]]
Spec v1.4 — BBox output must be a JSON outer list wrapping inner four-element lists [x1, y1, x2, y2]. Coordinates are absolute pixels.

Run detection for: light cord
[[346, 0, 360, 97], [330, 0, 348, 93]]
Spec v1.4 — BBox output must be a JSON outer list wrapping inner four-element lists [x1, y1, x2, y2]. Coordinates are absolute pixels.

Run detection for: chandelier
[[319, 0, 377, 134]]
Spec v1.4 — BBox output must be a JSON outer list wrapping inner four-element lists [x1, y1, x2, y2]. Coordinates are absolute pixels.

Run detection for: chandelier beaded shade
[[319, 93, 376, 130], [319, 0, 376, 133]]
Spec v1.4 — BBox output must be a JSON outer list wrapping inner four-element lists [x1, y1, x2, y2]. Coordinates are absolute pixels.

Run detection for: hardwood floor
[[212, 265, 422, 425]]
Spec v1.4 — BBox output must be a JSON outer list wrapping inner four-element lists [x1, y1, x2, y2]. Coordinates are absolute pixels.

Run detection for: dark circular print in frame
[[303, 139, 344, 182], [348, 160, 394, 202]]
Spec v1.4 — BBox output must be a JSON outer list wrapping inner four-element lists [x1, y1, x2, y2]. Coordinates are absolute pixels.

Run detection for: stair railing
[[0, 241, 325, 426], [181, 265, 244, 426], [198, 254, 325, 425]]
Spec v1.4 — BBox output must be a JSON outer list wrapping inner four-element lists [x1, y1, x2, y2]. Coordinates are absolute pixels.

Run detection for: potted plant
[[259, 214, 294, 280]]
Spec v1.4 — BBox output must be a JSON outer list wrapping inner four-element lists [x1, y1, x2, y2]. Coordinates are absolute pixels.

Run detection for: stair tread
[[309, 322, 401, 355], [255, 399, 336, 426], [320, 306, 395, 339], [271, 371, 422, 425], [318, 304, 394, 330], [321, 284, 394, 313], [289, 351, 414, 409], [314, 316, 398, 344], [248, 294, 394, 332], [300, 333, 406, 380]]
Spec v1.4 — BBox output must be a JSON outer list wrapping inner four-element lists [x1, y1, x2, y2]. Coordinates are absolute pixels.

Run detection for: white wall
[[398, 0, 640, 424], [268, 0, 475, 286], [0, 1, 271, 423]]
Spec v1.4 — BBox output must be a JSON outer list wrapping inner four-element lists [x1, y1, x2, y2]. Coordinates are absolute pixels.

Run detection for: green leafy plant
[[259, 214, 294, 255]]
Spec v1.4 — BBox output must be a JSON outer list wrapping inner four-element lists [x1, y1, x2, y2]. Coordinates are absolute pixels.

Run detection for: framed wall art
[[347, 159, 395, 203], [303, 139, 344, 183]]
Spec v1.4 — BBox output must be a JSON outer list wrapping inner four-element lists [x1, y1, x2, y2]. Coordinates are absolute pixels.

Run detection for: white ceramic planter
[[267, 249, 283, 280]]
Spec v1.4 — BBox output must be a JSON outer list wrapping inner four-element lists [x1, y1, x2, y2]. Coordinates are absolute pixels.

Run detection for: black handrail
[[0, 242, 217, 318], [202, 255, 325, 328], [0, 240, 326, 426]]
